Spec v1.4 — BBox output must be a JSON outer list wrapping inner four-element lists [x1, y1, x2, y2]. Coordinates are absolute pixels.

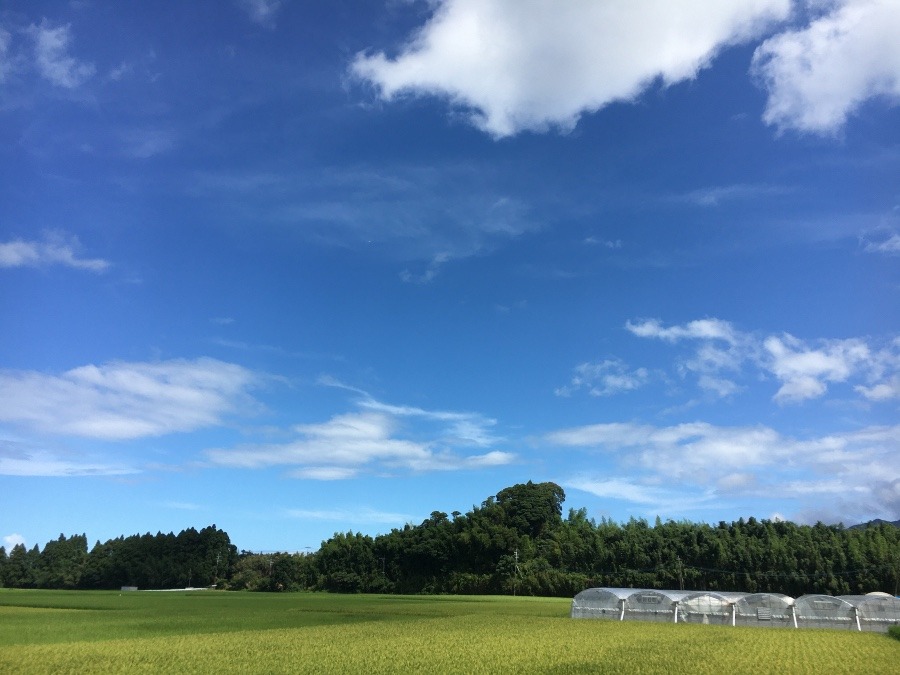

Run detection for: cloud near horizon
[[548, 421, 900, 523]]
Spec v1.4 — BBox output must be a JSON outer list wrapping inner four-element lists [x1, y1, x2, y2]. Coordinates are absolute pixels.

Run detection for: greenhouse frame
[[571, 588, 900, 632]]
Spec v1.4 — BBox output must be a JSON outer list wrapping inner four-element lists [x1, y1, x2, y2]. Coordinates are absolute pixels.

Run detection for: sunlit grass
[[0, 590, 896, 673]]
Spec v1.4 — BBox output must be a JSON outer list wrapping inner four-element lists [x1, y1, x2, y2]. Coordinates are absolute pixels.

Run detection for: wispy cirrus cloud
[[0, 439, 138, 477], [863, 232, 900, 255], [206, 380, 512, 479], [675, 183, 791, 207], [191, 165, 536, 274], [28, 20, 95, 89], [237, 0, 284, 28], [285, 506, 416, 525], [0, 358, 260, 440], [555, 359, 649, 398], [0, 232, 109, 272], [549, 421, 900, 521]]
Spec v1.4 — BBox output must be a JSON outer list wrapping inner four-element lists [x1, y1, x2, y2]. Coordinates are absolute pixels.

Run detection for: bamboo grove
[[2, 483, 897, 597]]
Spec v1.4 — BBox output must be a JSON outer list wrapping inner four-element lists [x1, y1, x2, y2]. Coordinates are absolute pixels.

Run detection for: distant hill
[[848, 519, 900, 530]]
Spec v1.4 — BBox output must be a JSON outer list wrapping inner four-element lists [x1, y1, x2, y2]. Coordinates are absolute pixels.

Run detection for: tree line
[[2, 482, 898, 597], [0, 525, 237, 590]]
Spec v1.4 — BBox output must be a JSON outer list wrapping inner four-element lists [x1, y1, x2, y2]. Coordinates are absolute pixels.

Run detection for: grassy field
[[0, 590, 896, 674]]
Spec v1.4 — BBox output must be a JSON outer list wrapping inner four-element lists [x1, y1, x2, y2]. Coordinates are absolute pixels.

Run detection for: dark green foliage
[[305, 482, 900, 598], [888, 625, 900, 641], [7, 482, 900, 597], [3, 525, 237, 591]]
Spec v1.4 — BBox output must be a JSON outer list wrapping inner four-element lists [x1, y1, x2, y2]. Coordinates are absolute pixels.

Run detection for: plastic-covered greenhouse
[[622, 589, 685, 623], [571, 588, 900, 632], [837, 595, 900, 632], [794, 595, 858, 630], [677, 591, 746, 625], [734, 593, 795, 628]]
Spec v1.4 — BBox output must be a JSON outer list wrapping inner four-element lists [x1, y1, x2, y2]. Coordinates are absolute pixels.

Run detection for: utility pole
[[513, 549, 519, 597]]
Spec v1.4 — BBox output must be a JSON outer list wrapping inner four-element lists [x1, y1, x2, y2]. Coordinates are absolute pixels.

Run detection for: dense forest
[[2, 482, 898, 597]]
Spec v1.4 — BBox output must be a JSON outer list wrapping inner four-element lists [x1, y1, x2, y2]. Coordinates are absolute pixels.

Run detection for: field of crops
[[1, 590, 897, 674]]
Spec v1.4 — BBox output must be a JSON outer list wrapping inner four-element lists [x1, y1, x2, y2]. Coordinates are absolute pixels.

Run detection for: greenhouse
[[794, 595, 858, 630], [569, 587, 632, 620], [677, 591, 747, 625], [837, 594, 900, 632], [572, 588, 900, 632], [733, 593, 795, 628], [621, 589, 686, 623]]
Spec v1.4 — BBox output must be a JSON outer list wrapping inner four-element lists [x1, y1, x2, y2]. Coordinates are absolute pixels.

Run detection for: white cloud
[[29, 20, 95, 89], [119, 128, 177, 158], [548, 421, 900, 519], [3, 533, 26, 550], [764, 334, 870, 403], [584, 237, 622, 249], [237, 0, 284, 27], [855, 376, 900, 401], [555, 359, 649, 397], [352, 0, 791, 137], [623, 317, 899, 405], [162, 501, 204, 511], [0, 26, 13, 83], [207, 387, 511, 479], [0, 443, 137, 477], [0, 358, 259, 440], [864, 232, 900, 254], [0, 232, 109, 272], [677, 183, 790, 207], [400, 252, 452, 284], [626, 318, 740, 344], [567, 477, 675, 506], [285, 507, 415, 525], [753, 0, 900, 134]]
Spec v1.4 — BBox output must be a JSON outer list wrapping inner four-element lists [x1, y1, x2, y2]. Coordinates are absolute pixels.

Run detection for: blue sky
[[1, 0, 898, 553]]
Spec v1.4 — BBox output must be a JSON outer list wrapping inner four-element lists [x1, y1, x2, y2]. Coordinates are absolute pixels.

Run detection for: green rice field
[[1, 590, 896, 674]]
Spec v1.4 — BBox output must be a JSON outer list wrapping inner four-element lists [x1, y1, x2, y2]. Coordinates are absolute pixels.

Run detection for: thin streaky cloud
[[0, 358, 260, 440], [285, 507, 416, 525], [0, 232, 109, 272]]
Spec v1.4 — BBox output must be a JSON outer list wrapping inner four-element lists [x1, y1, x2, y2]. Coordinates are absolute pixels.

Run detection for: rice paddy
[[1, 590, 896, 674]]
